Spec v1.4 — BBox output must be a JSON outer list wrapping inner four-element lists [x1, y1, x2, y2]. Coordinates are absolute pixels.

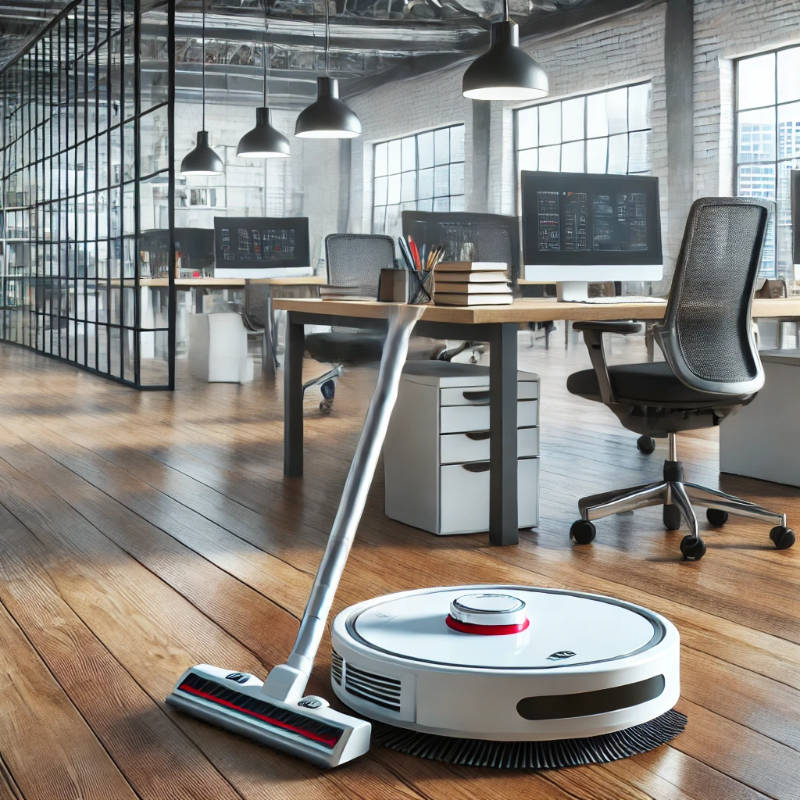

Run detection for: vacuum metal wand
[[263, 304, 423, 702]]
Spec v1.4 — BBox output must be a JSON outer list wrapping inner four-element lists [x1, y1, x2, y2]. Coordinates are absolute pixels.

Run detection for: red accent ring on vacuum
[[445, 615, 530, 635]]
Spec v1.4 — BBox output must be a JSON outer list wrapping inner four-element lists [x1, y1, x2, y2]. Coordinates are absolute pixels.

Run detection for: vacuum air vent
[[343, 662, 402, 712], [331, 649, 343, 685]]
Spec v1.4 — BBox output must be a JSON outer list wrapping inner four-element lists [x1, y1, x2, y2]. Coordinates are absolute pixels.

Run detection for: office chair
[[304, 234, 396, 413], [241, 281, 274, 372], [566, 197, 795, 560]]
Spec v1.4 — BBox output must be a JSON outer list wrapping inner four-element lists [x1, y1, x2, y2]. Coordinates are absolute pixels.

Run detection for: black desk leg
[[489, 322, 519, 546], [284, 311, 305, 476]]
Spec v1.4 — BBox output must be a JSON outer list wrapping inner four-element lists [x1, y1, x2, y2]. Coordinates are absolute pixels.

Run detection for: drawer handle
[[462, 462, 490, 473], [465, 431, 491, 441], [462, 390, 490, 402]]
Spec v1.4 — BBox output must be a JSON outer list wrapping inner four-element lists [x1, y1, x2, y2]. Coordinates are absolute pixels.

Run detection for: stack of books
[[433, 262, 512, 306], [319, 283, 374, 302]]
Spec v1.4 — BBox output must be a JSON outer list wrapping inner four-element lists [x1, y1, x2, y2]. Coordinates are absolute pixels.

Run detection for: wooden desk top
[[140, 276, 324, 289], [272, 296, 800, 324]]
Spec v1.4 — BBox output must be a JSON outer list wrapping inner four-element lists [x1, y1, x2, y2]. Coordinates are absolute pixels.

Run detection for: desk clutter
[[384, 361, 539, 535]]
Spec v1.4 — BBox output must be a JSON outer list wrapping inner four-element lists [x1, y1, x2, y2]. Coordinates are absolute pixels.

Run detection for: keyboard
[[576, 295, 667, 305]]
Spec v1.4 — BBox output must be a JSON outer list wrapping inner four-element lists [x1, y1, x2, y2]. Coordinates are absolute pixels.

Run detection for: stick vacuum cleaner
[[167, 305, 424, 767], [167, 304, 685, 770]]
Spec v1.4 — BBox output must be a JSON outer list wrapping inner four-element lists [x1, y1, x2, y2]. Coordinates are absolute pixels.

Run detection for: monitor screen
[[213, 217, 310, 273], [521, 172, 662, 268]]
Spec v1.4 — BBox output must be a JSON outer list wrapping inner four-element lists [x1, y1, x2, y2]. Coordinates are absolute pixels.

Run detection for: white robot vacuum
[[331, 585, 684, 768]]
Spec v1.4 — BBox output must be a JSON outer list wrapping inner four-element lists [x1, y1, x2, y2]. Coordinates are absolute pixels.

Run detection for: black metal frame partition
[[0, 0, 176, 388]]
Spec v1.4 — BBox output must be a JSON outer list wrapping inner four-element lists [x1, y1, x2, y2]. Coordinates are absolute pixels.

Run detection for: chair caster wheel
[[637, 435, 655, 454], [706, 508, 729, 527], [663, 504, 681, 531], [680, 535, 706, 560], [320, 379, 335, 401], [570, 519, 596, 545], [769, 525, 795, 550], [319, 400, 333, 414]]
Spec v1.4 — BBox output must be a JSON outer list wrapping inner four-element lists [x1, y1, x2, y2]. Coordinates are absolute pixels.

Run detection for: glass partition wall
[[0, 0, 175, 388]]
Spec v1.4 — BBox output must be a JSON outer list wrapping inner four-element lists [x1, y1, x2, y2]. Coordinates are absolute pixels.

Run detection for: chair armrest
[[572, 320, 642, 335], [573, 321, 641, 405]]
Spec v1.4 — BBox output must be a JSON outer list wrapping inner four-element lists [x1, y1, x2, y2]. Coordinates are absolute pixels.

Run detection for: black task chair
[[566, 197, 795, 560]]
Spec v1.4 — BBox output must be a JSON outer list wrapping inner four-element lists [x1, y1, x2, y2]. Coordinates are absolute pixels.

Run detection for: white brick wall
[[340, 3, 670, 275]]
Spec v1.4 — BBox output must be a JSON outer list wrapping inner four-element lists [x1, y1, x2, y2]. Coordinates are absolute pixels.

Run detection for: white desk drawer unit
[[384, 361, 540, 535]]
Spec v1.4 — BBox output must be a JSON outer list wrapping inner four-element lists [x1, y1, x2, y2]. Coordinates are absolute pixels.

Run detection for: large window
[[372, 124, 465, 237], [515, 82, 652, 178], [735, 46, 800, 279]]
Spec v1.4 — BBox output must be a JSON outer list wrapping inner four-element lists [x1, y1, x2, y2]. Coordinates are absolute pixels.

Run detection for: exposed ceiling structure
[[1, 0, 657, 105]]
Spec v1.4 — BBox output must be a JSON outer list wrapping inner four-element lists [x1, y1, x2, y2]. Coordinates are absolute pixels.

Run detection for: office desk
[[274, 296, 800, 546], [142, 276, 324, 372]]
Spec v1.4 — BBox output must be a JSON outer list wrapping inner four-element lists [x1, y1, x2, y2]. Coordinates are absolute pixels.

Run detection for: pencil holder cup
[[410, 270, 434, 304]]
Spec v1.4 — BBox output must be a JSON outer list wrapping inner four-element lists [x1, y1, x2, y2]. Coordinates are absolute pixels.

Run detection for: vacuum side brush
[[167, 305, 424, 768]]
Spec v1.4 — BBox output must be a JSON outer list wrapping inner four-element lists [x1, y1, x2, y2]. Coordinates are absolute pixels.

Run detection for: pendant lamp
[[295, 0, 361, 139], [237, 38, 290, 158], [181, 1, 223, 175], [462, 0, 549, 102]]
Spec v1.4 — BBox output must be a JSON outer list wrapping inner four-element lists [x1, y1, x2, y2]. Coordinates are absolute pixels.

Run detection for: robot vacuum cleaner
[[331, 585, 685, 768]]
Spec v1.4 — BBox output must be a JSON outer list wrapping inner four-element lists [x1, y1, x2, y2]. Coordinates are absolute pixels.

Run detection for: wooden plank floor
[[0, 333, 797, 800]]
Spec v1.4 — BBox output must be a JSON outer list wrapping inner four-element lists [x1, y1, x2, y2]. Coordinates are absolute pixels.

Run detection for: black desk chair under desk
[[566, 197, 795, 560]]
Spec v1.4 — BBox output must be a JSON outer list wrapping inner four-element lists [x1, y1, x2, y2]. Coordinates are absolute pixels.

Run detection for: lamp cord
[[201, 0, 206, 130], [263, 42, 268, 106], [324, 0, 329, 75], [262, 0, 268, 107]]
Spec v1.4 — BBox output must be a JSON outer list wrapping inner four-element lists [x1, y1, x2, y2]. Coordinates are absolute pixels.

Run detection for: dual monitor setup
[[161, 171, 666, 300]]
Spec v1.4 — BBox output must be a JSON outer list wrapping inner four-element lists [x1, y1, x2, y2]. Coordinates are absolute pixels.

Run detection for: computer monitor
[[402, 210, 521, 283], [140, 228, 215, 277], [213, 217, 312, 278], [521, 171, 663, 299]]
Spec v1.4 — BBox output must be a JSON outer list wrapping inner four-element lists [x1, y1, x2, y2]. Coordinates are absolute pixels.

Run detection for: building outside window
[[515, 82, 652, 183], [372, 124, 465, 238], [735, 46, 800, 279]]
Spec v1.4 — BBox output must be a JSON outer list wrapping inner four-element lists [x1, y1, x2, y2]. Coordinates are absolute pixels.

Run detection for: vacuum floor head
[[167, 664, 371, 768], [331, 585, 685, 768]]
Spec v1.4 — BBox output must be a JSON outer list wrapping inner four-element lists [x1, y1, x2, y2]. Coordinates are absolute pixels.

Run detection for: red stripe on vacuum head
[[445, 615, 530, 635], [178, 683, 340, 747]]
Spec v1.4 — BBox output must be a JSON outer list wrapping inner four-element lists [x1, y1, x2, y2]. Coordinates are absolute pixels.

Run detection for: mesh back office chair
[[401, 211, 524, 362], [304, 234, 396, 413], [566, 198, 795, 560]]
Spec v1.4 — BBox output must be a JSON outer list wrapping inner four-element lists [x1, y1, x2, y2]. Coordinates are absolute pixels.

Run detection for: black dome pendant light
[[462, 0, 549, 102], [237, 41, 290, 158], [295, 0, 362, 139], [181, 0, 224, 175]]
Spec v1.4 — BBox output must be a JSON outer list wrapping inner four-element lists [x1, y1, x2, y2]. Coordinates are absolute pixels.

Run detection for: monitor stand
[[556, 281, 590, 302]]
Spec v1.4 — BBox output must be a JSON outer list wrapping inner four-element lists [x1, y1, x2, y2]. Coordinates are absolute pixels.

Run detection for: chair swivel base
[[570, 452, 794, 561]]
